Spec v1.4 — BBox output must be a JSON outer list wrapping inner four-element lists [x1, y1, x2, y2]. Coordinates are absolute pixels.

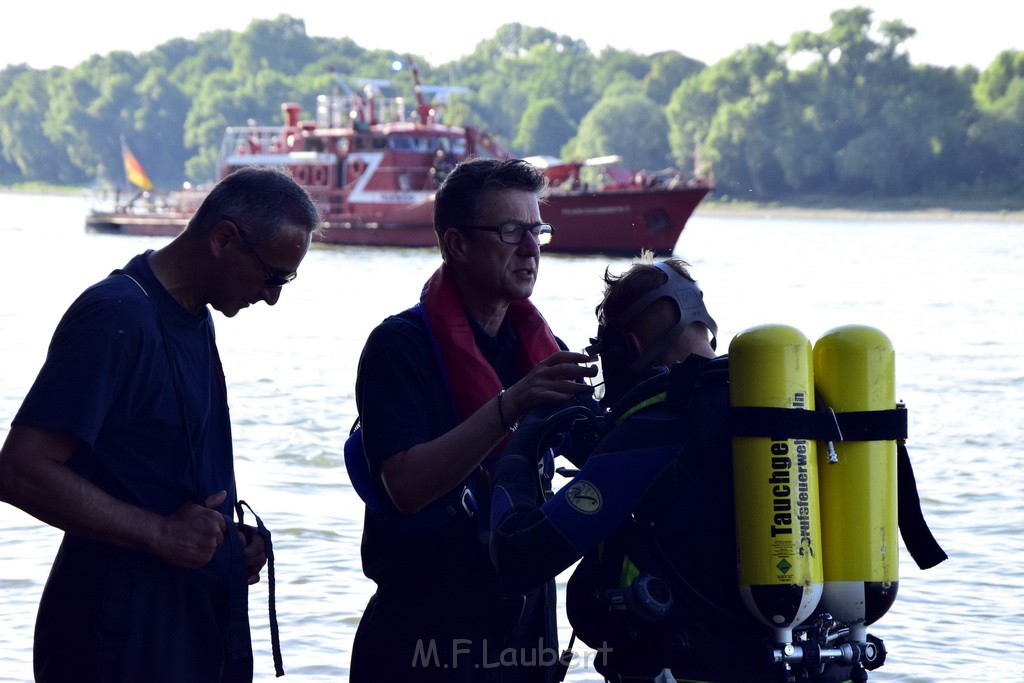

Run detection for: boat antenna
[[407, 58, 430, 125], [407, 57, 467, 125], [334, 74, 355, 98]]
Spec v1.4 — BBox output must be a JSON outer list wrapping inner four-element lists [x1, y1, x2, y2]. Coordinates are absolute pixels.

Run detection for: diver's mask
[[592, 262, 717, 407], [612, 261, 718, 372]]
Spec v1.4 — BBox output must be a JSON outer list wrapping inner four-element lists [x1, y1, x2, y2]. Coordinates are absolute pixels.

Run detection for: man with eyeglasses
[[348, 158, 598, 682], [0, 166, 320, 682]]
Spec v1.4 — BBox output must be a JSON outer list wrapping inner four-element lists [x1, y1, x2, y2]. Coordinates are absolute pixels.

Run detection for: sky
[[3, 1, 1021, 72]]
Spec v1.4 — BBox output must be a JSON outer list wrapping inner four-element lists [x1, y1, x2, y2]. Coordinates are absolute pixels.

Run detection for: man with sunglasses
[[0, 166, 320, 682], [348, 158, 597, 682]]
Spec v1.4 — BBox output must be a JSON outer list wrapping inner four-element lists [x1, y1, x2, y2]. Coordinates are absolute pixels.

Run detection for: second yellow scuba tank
[[814, 324, 900, 642]]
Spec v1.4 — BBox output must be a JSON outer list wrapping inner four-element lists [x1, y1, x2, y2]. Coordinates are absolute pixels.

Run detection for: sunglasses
[[232, 221, 298, 287]]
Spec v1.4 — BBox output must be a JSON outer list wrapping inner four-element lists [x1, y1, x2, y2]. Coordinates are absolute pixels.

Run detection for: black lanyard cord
[[237, 500, 284, 677]]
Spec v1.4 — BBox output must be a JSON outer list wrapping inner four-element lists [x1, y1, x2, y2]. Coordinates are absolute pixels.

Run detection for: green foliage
[[514, 98, 576, 156], [43, 53, 150, 185], [131, 68, 192, 185], [667, 43, 787, 183], [230, 15, 317, 76], [643, 52, 705, 105], [967, 51, 1024, 185], [566, 92, 671, 170], [0, 11, 1021, 203], [0, 67, 72, 181], [592, 48, 652, 95], [974, 50, 1024, 114]]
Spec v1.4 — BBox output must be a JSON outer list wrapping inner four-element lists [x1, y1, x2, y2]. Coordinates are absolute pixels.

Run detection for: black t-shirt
[[13, 251, 248, 681], [351, 305, 558, 682], [354, 306, 524, 588]]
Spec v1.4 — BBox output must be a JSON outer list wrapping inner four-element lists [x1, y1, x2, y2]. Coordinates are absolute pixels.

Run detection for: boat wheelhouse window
[[414, 137, 434, 152], [306, 138, 325, 152], [389, 135, 414, 151], [372, 138, 387, 150], [452, 138, 467, 156]]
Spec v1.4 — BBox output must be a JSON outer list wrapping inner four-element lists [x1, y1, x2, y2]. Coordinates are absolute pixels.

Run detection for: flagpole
[[120, 134, 130, 191]]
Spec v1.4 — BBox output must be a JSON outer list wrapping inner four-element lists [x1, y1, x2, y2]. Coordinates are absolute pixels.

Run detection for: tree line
[[1, 6, 1022, 205]]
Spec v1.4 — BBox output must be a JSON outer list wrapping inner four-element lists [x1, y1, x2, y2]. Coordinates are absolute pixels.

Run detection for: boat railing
[[174, 188, 209, 213], [219, 126, 289, 161], [302, 186, 346, 218]]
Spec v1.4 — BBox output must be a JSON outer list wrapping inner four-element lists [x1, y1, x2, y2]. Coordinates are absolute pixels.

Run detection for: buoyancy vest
[[566, 357, 765, 681]]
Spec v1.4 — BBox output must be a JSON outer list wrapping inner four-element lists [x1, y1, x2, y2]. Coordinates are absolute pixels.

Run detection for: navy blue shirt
[[15, 251, 234, 513], [13, 252, 251, 682], [350, 306, 559, 682]]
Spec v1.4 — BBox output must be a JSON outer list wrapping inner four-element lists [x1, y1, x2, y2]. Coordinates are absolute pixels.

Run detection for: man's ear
[[625, 330, 644, 357], [210, 218, 238, 258], [443, 228, 469, 264]]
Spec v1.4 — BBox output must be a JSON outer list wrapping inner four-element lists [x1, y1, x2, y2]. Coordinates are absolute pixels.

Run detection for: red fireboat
[[87, 62, 712, 256]]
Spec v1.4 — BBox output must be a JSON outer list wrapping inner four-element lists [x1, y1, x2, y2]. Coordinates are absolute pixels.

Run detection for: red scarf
[[420, 264, 560, 425]]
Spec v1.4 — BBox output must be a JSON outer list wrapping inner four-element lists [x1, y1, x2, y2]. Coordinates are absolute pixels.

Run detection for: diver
[[488, 254, 947, 682]]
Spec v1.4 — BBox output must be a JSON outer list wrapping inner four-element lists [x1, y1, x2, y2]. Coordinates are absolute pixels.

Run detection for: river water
[[0, 192, 1021, 682]]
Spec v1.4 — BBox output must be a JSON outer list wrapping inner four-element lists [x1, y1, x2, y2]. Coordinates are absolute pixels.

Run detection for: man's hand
[[503, 351, 598, 421], [238, 523, 268, 585], [156, 491, 229, 569]]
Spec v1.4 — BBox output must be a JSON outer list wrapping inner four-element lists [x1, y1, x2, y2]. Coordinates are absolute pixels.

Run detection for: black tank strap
[[896, 444, 948, 569], [729, 404, 907, 442], [833, 407, 908, 441], [728, 403, 946, 570]]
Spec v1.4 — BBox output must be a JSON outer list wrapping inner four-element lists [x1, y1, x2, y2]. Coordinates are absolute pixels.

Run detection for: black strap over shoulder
[[664, 354, 714, 410], [610, 354, 713, 425]]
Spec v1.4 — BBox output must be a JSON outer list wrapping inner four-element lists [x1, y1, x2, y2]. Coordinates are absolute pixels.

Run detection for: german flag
[[121, 135, 153, 191]]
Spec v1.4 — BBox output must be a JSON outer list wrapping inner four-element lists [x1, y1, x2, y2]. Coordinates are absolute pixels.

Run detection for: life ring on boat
[[294, 165, 311, 185], [311, 164, 328, 186], [348, 158, 367, 179]]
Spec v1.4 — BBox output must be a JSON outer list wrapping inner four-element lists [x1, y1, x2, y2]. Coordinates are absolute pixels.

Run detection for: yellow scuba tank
[[729, 324, 823, 645], [813, 325, 899, 642]]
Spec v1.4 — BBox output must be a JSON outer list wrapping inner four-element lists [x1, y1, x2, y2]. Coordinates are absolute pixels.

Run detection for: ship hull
[[86, 213, 191, 237], [542, 186, 709, 255], [86, 185, 709, 256]]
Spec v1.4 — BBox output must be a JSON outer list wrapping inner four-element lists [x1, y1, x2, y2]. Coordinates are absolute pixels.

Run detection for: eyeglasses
[[470, 221, 555, 246], [233, 223, 298, 287]]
